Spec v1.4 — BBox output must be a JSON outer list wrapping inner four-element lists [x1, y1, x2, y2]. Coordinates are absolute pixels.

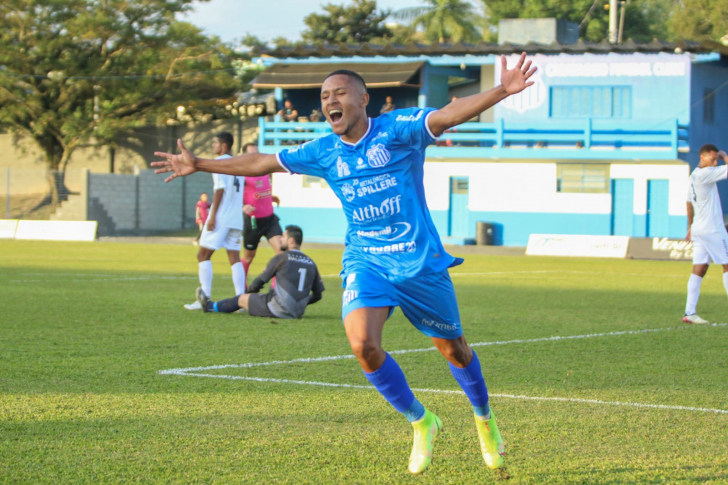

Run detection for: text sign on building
[[526, 234, 630, 258]]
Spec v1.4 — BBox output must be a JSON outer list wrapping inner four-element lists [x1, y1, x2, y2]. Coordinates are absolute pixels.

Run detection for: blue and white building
[[251, 23, 728, 246]]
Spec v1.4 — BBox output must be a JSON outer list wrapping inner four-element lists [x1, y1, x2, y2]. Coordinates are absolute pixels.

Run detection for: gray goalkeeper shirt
[[248, 250, 325, 319]]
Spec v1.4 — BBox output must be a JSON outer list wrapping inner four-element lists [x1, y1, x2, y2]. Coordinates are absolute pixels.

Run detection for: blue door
[[449, 177, 470, 237], [611, 179, 634, 236], [647, 180, 669, 237]]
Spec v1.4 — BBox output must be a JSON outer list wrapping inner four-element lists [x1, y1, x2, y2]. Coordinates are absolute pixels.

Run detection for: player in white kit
[[684, 144, 728, 324], [185, 132, 246, 310]]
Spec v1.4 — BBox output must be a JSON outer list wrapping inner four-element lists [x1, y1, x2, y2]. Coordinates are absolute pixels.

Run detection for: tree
[[301, 0, 394, 44], [0, 0, 239, 204], [667, 0, 728, 41], [393, 0, 482, 44], [480, 0, 671, 43]]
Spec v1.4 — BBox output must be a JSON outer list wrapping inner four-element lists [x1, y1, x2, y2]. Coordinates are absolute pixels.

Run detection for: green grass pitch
[[1, 239, 727, 483]]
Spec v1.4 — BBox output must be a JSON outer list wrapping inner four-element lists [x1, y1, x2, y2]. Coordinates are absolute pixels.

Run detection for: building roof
[[256, 39, 728, 59], [253, 61, 423, 89]]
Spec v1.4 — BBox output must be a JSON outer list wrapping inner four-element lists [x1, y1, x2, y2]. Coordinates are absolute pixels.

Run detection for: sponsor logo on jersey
[[286, 140, 313, 153], [351, 195, 402, 224], [355, 174, 397, 197], [341, 183, 356, 202], [287, 253, 314, 264], [355, 157, 367, 170], [337, 157, 351, 177], [366, 144, 391, 168], [395, 110, 423, 122], [361, 241, 416, 254], [253, 189, 272, 199], [372, 131, 389, 141], [255, 180, 264, 187], [356, 222, 411, 240]]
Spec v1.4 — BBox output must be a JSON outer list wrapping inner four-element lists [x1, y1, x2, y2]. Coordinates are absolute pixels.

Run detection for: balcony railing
[[258, 117, 689, 160]]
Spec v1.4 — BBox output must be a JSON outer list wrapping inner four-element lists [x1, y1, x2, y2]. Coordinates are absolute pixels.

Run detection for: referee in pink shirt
[[241, 143, 284, 284]]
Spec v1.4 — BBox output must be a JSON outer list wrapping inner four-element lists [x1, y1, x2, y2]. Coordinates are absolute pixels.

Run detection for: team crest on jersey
[[366, 144, 391, 168], [337, 157, 351, 177], [341, 183, 356, 202]]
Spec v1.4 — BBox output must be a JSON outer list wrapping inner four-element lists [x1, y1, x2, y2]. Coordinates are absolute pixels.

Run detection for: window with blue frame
[[550, 86, 631, 118]]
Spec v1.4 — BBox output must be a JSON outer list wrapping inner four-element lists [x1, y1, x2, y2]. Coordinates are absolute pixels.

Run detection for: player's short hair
[[285, 225, 303, 246], [242, 142, 258, 153], [700, 143, 719, 155], [324, 69, 367, 93], [215, 132, 234, 151]]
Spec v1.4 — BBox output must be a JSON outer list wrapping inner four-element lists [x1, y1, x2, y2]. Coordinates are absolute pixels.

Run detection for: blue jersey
[[277, 107, 463, 282]]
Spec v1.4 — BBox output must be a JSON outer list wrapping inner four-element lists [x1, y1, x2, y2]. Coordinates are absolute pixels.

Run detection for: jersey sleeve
[[276, 139, 325, 177], [212, 173, 226, 191], [702, 166, 728, 184], [388, 107, 439, 152]]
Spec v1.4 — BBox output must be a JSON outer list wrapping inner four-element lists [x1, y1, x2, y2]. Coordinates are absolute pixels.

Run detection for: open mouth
[[329, 109, 343, 123]]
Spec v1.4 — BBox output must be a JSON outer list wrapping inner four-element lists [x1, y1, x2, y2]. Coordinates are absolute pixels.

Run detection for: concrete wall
[[88, 170, 214, 236]]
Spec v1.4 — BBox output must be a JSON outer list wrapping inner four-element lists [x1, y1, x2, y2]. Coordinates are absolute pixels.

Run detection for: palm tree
[[392, 0, 482, 44]]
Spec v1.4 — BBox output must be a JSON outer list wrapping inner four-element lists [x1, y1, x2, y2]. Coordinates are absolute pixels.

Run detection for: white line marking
[[159, 324, 727, 375], [163, 373, 728, 415], [159, 324, 728, 415]]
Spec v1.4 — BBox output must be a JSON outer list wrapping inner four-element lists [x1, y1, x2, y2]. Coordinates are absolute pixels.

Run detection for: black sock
[[213, 296, 241, 313]]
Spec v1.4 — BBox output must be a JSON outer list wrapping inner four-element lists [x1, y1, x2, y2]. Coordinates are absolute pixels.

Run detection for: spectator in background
[[309, 108, 323, 122], [277, 99, 298, 122], [194, 192, 210, 245], [380, 95, 396, 114]]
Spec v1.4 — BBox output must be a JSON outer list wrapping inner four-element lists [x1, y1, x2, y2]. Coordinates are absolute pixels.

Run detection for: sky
[[183, 0, 478, 44]]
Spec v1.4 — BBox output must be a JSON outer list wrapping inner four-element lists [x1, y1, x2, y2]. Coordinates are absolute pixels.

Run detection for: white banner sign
[[526, 234, 630, 258], [0, 219, 18, 239], [15, 220, 97, 242]]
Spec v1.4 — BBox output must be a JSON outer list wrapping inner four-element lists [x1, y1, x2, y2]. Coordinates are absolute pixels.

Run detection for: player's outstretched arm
[[152, 139, 284, 183], [428, 52, 537, 137]]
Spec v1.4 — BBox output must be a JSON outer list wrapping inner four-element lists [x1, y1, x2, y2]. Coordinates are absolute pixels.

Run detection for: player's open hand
[[152, 139, 198, 183], [500, 52, 537, 96]]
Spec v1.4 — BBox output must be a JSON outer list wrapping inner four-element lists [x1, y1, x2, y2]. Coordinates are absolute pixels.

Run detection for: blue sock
[[364, 353, 425, 422], [212, 297, 240, 313], [449, 350, 490, 418]]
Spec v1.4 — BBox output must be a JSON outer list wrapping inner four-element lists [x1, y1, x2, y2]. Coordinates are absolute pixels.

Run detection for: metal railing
[[258, 117, 689, 160]]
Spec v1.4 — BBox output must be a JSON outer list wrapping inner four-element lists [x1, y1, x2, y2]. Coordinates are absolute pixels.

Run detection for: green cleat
[[475, 410, 506, 469], [408, 410, 442, 474]]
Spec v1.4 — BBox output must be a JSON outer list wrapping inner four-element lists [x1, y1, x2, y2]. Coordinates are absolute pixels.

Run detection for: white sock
[[199, 260, 213, 298], [231, 262, 246, 296], [723, 272, 728, 297], [685, 273, 703, 315]]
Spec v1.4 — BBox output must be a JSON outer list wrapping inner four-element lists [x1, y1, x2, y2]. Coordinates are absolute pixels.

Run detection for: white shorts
[[692, 232, 728, 265], [199, 226, 242, 251]]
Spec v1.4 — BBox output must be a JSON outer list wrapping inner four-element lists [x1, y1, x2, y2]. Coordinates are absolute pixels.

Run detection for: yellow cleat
[[408, 410, 442, 474], [475, 410, 506, 469]]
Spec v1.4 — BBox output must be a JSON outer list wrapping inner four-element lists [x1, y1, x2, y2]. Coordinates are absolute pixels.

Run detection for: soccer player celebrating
[[154, 53, 536, 474], [683, 144, 728, 324], [184, 132, 246, 310], [196, 225, 324, 319]]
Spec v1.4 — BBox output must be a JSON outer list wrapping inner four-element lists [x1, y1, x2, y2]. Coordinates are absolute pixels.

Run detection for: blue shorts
[[341, 268, 462, 339]]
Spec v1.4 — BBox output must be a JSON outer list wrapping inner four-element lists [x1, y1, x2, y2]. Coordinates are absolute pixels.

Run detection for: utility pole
[[608, 0, 618, 44], [617, 1, 627, 44]]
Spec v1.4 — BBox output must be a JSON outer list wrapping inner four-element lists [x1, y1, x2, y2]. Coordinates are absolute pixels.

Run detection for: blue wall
[[275, 206, 686, 247]]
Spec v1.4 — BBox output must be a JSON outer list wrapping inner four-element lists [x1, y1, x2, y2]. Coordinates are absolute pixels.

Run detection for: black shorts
[[247, 292, 278, 318], [243, 214, 283, 251]]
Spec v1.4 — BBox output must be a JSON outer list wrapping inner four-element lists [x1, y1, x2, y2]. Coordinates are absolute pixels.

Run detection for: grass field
[[1, 239, 727, 484]]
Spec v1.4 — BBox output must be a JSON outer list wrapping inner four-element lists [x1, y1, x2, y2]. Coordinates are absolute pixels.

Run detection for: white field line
[[167, 373, 728, 415], [159, 324, 728, 415]]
